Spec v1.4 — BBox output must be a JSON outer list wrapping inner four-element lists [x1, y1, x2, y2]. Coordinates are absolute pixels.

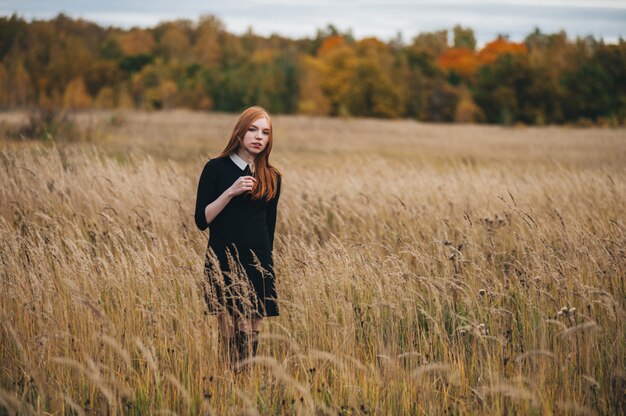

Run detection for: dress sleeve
[[266, 174, 281, 250], [194, 160, 218, 231]]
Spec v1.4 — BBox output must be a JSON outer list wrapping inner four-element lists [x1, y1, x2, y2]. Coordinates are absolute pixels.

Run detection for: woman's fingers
[[230, 176, 256, 196], [241, 176, 256, 188]]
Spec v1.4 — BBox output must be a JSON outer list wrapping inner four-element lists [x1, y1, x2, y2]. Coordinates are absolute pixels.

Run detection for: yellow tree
[[194, 15, 223, 68], [63, 77, 92, 109], [12, 60, 33, 108], [160, 79, 178, 109], [117, 85, 135, 109], [94, 87, 114, 108], [348, 38, 402, 118], [159, 22, 191, 62], [117, 29, 155, 56], [318, 36, 358, 116], [454, 87, 484, 123], [297, 55, 330, 115], [356, 37, 397, 77]]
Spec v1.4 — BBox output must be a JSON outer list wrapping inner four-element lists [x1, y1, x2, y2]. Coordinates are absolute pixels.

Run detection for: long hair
[[217, 106, 280, 200]]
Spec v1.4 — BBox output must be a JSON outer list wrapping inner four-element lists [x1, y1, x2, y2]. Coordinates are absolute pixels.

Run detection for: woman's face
[[240, 117, 270, 156]]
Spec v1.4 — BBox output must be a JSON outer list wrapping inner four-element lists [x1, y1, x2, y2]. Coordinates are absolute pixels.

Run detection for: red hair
[[217, 106, 280, 200]]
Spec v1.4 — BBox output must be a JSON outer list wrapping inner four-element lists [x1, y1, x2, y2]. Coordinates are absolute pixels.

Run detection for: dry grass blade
[[233, 387, 261, 416], [165, 373, 192, 406], [412, 363, 461, 386], [560, 321, 600, 337], [63, 394, 86, 416], [481, 382, 538, 405], [515, 350, 555, 363]]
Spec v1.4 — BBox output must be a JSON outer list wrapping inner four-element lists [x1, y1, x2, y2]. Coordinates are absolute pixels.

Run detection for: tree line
[[1, 13, 624, 125]]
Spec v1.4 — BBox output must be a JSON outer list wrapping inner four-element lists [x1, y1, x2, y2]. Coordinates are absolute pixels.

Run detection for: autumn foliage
[[317, 35, 346, 56], [1, 14, 625, 125], [478, 38, 528, 65], [438, 47, 478, 77]]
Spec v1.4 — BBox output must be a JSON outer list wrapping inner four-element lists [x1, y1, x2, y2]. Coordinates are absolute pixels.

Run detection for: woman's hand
[[203, 176, 256, 225], [228, 176, 257, 197]]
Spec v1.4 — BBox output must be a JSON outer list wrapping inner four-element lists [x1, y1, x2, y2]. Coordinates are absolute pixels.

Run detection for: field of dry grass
[[0, 110, 625, 415]]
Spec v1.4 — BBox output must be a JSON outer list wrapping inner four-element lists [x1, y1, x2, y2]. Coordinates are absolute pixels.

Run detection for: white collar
[[229, 153, 252, 171]]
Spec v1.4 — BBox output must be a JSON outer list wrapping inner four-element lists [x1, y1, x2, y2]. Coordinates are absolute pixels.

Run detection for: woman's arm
[[266, 175, 281, 250], [195, 161, 257, 230], [195, 161, 216, 231], [205, 176, 256, 224]]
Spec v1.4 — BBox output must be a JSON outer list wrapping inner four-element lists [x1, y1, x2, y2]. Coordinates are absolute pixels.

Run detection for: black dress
[[194, 156, 281, 318]]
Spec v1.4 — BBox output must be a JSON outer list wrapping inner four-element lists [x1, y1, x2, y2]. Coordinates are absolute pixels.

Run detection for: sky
[[2, 0, 626, 46]]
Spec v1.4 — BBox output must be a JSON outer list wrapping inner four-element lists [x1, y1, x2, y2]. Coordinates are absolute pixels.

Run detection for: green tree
[[421, 78, 459, 122], [119, 54, 154, 74], [412, 30, 449, 58], [343, 59, 401, 118], [84, 61, 123, 97], [453, 25, 476, 51], [101, 36, 123, 60], [0, 14, 28, 61], [473, 54, 533, 124], [562, 42, 626, 122]]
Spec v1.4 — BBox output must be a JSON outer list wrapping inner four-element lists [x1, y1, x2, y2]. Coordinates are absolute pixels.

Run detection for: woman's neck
[[236, 148, 255, 165]]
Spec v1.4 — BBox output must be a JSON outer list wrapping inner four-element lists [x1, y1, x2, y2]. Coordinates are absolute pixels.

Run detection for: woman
[[194, 106, 281, 366]]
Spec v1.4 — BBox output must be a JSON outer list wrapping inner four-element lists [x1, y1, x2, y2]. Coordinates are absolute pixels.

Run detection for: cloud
[[2, 0, 625, 44]]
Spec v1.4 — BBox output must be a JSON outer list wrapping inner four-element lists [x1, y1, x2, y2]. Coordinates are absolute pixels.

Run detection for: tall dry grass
[[0, 110, 625, 415]]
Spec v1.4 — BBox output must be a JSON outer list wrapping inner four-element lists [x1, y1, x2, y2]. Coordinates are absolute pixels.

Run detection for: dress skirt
[[203, 242, 279, 318]]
